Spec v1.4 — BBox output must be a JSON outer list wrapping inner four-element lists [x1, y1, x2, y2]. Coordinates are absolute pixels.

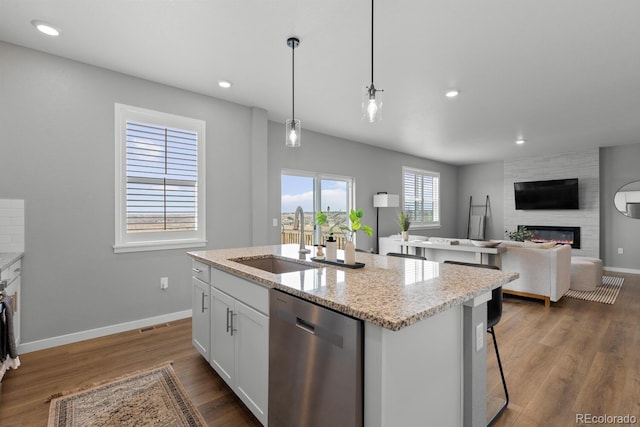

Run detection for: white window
[[402, 166, 440, 228], [114, 104, 206, 253]]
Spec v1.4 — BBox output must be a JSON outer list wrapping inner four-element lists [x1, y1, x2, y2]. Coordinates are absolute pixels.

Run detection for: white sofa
[[499, 241, 572, 306]]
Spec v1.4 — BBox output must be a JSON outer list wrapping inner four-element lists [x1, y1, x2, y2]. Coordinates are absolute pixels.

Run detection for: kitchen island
[[188, 244, 518, 427]]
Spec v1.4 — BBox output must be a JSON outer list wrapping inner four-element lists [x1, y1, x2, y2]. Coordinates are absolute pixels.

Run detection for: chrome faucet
[[293, 206, 311, 254]]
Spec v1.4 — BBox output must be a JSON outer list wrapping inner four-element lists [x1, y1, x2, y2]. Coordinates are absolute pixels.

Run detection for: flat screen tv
[[514, 178, 579, 210]]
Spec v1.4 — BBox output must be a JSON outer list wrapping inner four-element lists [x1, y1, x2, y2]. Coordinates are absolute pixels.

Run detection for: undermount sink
[[231, 256, 318, 274]]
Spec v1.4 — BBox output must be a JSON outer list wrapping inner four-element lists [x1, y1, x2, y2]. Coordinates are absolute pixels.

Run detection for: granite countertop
[[0, 252, 23, 272], [188, 244, 518, 331]]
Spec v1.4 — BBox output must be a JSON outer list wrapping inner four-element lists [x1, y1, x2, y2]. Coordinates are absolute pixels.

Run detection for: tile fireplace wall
[[504, 149, 599, 258]]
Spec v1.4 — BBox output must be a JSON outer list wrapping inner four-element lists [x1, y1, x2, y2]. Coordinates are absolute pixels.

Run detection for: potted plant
[[317, 208, 373, 264], [316, 208, 345, 239], [343, 209, 373, 264], [398, 211, 411, 241], [505, 226, 536, 242], [316, 208, 345, 262]]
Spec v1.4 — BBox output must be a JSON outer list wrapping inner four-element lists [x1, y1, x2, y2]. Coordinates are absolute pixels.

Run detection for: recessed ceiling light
[[218, 80, 232, 89], [445, 89, 460, 98], [31, 20, 62, 37], [515, 138, 526, 145]]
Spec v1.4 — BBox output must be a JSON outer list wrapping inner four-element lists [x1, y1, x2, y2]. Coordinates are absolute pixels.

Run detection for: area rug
[[564, 275, 624, 304], [47, 364, 206, 427]]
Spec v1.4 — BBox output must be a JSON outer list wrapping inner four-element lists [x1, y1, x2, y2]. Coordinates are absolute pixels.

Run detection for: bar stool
[[443, 260, 509, 426]]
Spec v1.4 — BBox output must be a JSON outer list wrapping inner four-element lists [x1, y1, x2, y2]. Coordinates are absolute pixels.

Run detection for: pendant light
[[363, 0, 383, 123], [286, 37, 301, 147]]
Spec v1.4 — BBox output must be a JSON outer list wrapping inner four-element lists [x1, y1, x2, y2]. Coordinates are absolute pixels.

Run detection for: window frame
[[402, 166, 441, 229], [114, 103, 206, 253]]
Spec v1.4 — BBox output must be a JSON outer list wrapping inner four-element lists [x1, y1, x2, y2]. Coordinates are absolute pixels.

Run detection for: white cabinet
[[210, 287, 235, 383], [231, 295, 269, 422], [191, 277, 210, 359], [210, 269, 269, 426]]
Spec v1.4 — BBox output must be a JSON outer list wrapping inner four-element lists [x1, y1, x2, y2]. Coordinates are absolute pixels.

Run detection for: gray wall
[[0, 42, 461, 345], [266, 122, 459, 251], [504, 149, 600, 258], [600, 143, 640, 270], [0, 42, 256, 343], [456, 161, 505, 240]]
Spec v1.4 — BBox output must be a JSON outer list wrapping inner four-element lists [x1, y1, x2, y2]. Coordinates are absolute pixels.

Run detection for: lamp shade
[[373, 193, 399, 208]]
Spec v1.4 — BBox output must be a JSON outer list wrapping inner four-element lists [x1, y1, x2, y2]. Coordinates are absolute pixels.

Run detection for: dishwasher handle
[[295, 317, 316, 335]]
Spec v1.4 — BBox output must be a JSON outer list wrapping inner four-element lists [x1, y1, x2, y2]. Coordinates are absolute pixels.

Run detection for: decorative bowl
[[470, 240, 502, 248]]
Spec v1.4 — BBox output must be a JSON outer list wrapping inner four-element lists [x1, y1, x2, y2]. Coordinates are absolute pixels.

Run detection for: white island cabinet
[[189, 245, 518, 427], [209, 268, 269, 426]]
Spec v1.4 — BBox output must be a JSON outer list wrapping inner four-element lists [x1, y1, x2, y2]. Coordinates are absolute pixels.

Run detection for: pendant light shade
[[286, 37, 301, 148], [362, 0, 383, 123], [285, 118, 300, 147]]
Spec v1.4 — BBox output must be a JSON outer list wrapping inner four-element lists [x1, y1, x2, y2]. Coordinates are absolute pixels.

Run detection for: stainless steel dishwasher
[[269, 288, 363, 427]]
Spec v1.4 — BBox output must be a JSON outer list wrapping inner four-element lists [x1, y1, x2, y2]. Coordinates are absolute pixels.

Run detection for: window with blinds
[[114, 104, 206, 253], [126, 121, 197, 233], [402, 167, 440, 227]]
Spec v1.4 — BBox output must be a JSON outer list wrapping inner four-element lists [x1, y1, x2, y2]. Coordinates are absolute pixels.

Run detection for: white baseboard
[[604, 266, 640, 275], [18, 309, 192, 354]]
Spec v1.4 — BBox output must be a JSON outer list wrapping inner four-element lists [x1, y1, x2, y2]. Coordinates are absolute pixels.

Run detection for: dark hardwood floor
[[0, 320, 261, 426], [0, 271, 637, 426], [488, 271, 640, 426]]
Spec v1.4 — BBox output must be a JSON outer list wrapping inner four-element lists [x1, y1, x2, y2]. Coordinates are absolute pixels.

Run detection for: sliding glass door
[[281, 171, 353, 248]]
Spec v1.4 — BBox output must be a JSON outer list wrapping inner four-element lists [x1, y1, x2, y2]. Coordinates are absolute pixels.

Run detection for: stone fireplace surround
[[504, 149, 600, 258]]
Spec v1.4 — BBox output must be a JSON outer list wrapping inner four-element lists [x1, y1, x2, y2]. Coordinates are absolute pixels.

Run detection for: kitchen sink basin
[[231, 256, 318, 274]]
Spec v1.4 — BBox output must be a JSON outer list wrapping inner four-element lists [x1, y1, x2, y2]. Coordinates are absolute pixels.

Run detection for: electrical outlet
[[618, 248, 624, 255], [272, 218, 278, 227], [160, 277, 169, 290], [476, 322, 484, 352]]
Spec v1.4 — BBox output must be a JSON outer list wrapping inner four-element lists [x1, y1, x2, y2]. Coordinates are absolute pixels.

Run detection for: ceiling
[[2, 0, 640, 165]]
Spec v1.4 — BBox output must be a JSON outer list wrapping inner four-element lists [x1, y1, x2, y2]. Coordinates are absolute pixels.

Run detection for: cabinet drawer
[[191, 260, 210, 283], [211, 268, 269, 315], [1, 259, 21, 285]]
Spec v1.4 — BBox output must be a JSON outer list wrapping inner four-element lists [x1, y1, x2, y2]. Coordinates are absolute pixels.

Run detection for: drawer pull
[[14, 267, 20, 273], [192, 267, 203, 273]]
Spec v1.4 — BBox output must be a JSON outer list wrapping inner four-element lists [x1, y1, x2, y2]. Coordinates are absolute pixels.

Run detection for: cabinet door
[[210, 287, 235, 387], [191, 278, 210, 359], [234, 300, 269, 425]]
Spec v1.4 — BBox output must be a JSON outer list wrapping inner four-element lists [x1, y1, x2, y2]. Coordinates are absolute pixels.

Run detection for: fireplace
[[520, 225, 581, 249]]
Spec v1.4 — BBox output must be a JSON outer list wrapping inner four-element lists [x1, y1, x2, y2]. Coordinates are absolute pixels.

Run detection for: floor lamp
[[373, 192, 399, 254]]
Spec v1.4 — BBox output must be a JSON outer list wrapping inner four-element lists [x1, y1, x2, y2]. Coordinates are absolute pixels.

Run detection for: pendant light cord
[[371, 0, 374, 85], [292, 42, 295, 120]]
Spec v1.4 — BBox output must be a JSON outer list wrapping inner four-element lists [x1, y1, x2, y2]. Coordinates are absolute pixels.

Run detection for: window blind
[[125, 121, 198, 233], [402, 167, 440, 226]]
